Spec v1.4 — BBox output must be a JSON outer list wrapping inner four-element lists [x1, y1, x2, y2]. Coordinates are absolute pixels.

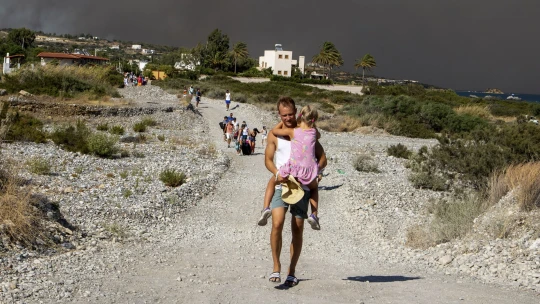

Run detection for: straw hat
[[281, 175, 305, 205]]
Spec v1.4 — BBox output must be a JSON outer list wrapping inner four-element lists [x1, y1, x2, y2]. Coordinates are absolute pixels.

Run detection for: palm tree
[[210, 52, 227, 71], [354, 54, 377, 85], [312, 41, 343, 79], [230, 42, 249, 73]]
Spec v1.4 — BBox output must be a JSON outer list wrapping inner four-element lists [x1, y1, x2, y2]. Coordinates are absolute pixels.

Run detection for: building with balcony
[[258, 44, 305, 77]]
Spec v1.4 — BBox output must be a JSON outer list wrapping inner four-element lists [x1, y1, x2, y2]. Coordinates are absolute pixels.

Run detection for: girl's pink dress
[[279, 128, 318, 185]]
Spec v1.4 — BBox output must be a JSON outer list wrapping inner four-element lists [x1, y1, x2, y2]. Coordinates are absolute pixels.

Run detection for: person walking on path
[[263, 97, 327, 287], [225, 90, 231, 111], [261, 126, 268, 147], [195, 88, 201, 108], [225, 121, 234, 148]]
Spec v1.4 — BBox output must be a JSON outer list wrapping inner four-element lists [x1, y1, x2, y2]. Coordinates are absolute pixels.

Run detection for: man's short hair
[[233, 118, 236, 121], [223, 116, 228, 119], [277, 96, 296, 113]]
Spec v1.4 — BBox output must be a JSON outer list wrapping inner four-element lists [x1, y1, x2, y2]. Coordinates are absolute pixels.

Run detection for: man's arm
[[315, 141, 327, 170]]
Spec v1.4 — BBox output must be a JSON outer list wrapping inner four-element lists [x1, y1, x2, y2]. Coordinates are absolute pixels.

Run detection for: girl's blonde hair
[[298, 105, 318, 128]]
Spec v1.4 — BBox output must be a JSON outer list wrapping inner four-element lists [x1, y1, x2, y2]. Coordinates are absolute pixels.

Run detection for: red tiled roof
[[37, 52, 109, 61]]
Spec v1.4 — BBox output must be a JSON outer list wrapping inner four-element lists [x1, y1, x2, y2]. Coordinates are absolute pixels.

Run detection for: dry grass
[[454, 105, 492, 119], [494, 162, 540, 210], [255, 102, 277, 113], [406, 195, 484, 248], [318, 115, 361, 132], [0, 162, 44, 247], [170, 136, 195, 148]]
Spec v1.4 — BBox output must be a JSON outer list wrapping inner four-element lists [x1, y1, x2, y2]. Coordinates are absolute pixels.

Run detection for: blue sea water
[[456, 91, 540, 103]]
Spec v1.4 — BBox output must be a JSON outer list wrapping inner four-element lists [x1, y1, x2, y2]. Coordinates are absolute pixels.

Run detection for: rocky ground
[[0, 85, 538, 303]]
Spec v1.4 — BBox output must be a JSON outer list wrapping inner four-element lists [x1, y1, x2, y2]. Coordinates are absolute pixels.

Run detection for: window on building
[[284, 71, 288, 75], [285, 55, 289, 59], [278, 70, 282, 75], [278, 55, 283, 59]]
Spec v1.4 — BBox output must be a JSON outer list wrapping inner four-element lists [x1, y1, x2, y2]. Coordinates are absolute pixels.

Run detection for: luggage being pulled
[[241, 141, 252, 155]]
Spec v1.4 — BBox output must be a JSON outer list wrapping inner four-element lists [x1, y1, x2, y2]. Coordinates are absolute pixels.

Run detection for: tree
[[354, 53, 377, 85], [229, 42, 249, 73], [311, 41, 343, 79], [203, 29, 230, 71], [7, 28, 36, 50], [210, 52, 227, 72]]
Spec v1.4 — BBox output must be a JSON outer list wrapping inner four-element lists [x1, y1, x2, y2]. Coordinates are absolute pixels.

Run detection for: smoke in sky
[[1, 0, 539, 93]]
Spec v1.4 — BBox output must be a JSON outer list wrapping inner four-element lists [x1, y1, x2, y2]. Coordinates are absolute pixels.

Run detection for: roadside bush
[[96, 123, 109, 131], [133, 122, 147, 133], [49, 120, 91, 154], [87, 133, 119, 158], [26, 156, 51, 175], [353, 154, 380, 173], [109, 125, 125, 135], [406, 194, 485, 248], [4, 111, 47, 143], [387, 144, 412, 159], [491, 162, 540, 210], [0, 65, 119, 97], [159, 168, 186, 187], [141, 117, 157, 127]]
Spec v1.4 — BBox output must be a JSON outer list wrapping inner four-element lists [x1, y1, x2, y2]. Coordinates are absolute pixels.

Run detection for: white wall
[[40, 58, 75, 66], [259, 50, 295, 77]]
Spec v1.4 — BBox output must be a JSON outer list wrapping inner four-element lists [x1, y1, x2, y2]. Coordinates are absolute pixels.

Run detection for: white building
[[110, 45, 120, 50], [142, 49, 155, 55], [174, 53, 200, 71], [132, 45, 142, 50], [258, 44, 305, 77]]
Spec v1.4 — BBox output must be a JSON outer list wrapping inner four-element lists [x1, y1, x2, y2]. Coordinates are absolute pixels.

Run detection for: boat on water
[[507, 94, 522, 101]]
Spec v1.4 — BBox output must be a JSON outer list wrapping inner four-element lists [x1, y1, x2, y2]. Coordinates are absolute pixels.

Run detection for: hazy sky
[[1, 0, 539, 93]]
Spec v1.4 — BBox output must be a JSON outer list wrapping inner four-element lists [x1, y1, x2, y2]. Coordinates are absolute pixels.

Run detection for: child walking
[[257, 105, 321, 230]]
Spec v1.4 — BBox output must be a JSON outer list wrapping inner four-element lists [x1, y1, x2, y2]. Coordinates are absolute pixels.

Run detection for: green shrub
[[26, 157, 51, 175], [109, 125, 125, 135], [157, 135, 165, 142], [133, 122, 147, 133], [159, 168, 186, 187], [4, 112, 47, 143], [87, 133, 119, 158], [387, 144, 412, 159], [49, 120, 91, 154], [0, 65, 120, 97], [353, 154, 380, 173], [96, 123, 109, 131], [141, 117, 157, 127]]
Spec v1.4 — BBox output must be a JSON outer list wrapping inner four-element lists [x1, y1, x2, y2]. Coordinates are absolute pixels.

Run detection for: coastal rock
[[484, 88, 504, 94]]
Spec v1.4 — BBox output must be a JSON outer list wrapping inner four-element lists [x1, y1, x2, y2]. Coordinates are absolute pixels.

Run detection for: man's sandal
[[285, 275, 298, 287], [269, 272, 281, 283]]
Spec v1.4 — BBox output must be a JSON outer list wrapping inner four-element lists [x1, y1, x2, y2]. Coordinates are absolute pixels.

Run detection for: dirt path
[[87, 99, 537, 303]]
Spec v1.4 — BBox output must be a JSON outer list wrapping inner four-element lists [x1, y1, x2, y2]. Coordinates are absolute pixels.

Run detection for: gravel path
[[1, 86, 539, 303]]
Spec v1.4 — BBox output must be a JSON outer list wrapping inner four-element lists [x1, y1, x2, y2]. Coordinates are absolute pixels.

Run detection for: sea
[[455, 91, 540, 103]]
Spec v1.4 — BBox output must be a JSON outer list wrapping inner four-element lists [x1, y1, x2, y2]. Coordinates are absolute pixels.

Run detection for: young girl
[[257, 105, 321, 230]]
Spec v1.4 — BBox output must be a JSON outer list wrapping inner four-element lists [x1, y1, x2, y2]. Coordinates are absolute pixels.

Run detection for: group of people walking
[[123, 73, 147, 87], [220, 113, 268, 156]]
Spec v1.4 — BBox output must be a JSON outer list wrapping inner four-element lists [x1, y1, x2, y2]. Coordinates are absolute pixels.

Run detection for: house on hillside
[[174, 53, 200, 71], [132, 45, 142, 50], [2, 53, 25, 74], [37, 52, 109, 66], [258, 44, 305, 77]]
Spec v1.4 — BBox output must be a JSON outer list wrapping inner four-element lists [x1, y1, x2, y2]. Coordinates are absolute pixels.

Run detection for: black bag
[[241, 141, 252, 155], [219, 121, 225, 130]]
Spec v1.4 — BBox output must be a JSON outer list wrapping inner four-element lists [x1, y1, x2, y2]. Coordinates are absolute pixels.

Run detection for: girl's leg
[[306, 179, 318, 216], [258, 176, 277, 226], [306, 179, 320, 230]]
